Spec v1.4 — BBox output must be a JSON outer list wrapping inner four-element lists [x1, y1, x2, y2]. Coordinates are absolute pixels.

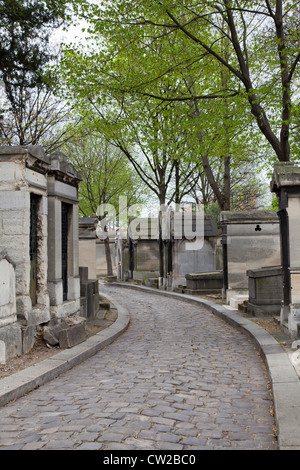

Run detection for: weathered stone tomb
[[271, 162, 300, 336], [47, 150, 82, 319], [0, 146, 82, 361], [220, 210, 281, 305], [116, 213, 221, 292]]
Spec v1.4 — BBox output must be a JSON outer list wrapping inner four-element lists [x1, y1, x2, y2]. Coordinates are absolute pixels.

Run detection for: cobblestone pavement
[[0, 285, 278, 450]]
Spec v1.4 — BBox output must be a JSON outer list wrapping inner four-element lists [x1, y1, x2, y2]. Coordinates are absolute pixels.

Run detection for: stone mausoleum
[[271, 162, 300, 337], [0, 146, 82, 362], [116, 213, 221, 291], [220, 210, 281, 306]]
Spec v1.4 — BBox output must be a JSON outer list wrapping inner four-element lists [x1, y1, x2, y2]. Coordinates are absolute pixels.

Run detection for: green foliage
[[70, 0, 300, 162], [0, 0, 78, 89], [204, 201, 221, 228], [55, 0, 300, 213], [62, 130, 150, 218], [270, 194, 279, 211]]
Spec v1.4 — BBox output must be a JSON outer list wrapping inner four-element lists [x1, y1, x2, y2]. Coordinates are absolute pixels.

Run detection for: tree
[[76, 0, 300, 164], [0, 0, 87, 146], [0, 1, 78, 98], [58, 53, 205, 276], [59, 0, 278, 213], [0, 81, 79, 152], [59, 42, 200, 206], [63, 130, 149, 275]]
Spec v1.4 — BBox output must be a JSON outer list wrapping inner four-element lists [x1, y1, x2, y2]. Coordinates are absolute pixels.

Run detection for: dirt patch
[[251, 317, 282, 335], [0, 305, 118, 380]]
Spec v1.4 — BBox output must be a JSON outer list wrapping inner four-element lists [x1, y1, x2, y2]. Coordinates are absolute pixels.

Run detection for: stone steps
[[238, 300, 248, 313], [229, 295, 249, 309]]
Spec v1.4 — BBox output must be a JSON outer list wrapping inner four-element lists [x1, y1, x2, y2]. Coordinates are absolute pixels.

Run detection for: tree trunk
[[158, 191, 166, 281], [192, 100, 230, 210], [198, 148, 231, 211], [223, 155, 231, 210], [175, 159, 180, 204], [104, 236, 113, 277]]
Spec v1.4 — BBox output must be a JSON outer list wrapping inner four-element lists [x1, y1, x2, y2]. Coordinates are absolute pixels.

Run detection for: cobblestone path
[[0, 285, 278, 450]]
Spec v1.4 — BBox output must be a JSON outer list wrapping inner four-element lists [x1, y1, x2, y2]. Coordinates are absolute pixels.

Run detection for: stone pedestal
[[247, 266, 282, 316], [80, 279, 99, 319], [184, 271, 223, 295]]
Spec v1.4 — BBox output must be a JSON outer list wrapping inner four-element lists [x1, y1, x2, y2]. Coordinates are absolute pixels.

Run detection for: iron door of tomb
[[30, 195, 38, 305], [61, 202, 69, 301]]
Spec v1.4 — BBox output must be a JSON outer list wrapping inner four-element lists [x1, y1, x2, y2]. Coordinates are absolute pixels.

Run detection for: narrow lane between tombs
[[0, 285, 278, 450]]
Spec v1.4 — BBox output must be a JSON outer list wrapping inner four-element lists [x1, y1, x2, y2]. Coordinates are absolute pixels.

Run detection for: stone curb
[[0, 294, 130, 408], [111, 282, 300, 450]]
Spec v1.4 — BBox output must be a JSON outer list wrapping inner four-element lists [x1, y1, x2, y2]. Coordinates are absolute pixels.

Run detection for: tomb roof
[[271, 161, 300, 191]]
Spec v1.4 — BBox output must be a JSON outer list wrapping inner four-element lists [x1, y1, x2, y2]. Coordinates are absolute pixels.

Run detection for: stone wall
[[78, 216, 117, 279], [78, 216, 97, 280], [96, 240, 116, 277]]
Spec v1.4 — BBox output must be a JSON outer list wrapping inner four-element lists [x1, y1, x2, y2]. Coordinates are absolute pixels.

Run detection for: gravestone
[[0, 250, 22, 362], [127, 217, 160, 282], [184, 271, 223, 295], [117, 214, 221, 291], [171, 215, 221, 290]]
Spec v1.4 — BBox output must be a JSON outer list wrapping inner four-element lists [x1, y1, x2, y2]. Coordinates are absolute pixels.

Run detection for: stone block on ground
[[184, 271, 223, 295], [229, 295, 249, 309], [58, 323, 87, 348], [145, 278, 159, 288], [0, 323, 22, 362], [43, 314, 86, 348], [43, 321, 69, 346], [22, 324, 36, 354]]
